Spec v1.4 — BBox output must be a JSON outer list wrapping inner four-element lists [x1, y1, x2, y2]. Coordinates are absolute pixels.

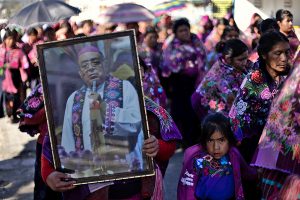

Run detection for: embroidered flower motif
[[24, 113, 33, 118], [280, 100, 291, 112], [208, 100, 217, 110], [244, 113, 251, 124], [28, 97, 41, 108], [229, 105, 237, 119], [268, 110, 281, 123], [260, 87, 272, 100], [220, 156, 230, 165], [283, 127, 293, 136], [203, 154, 213, 162], [195, 158, 204, 170], [251, 70, 263, 83], [236, 100, 247, 115], [217, 101, 226, 112]]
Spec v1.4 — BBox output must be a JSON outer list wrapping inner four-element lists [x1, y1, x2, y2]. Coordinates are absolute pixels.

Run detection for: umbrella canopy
[[99, 3, 155, 24], [152, 1, 186, 16], [9, 0, 81, 28]]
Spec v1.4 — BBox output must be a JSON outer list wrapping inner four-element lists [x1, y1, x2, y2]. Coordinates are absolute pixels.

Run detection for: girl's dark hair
[[43, 26, 56, 42], [172, 18, 190, 34], [26, 27, 38, 36], [257, 31, 289, 60], [216, 39, 248, 58], [3, 28, 17, 41], [200, 112, 236, 148], [276, 9, 293, 22], [260, 18, 280, 34]]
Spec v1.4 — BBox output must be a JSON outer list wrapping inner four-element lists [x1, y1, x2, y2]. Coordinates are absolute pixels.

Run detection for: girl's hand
[[143, 135, 159, 157], [46, 171, 76, 192]]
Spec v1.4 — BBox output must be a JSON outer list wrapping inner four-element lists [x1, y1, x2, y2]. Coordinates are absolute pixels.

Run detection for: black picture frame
[[37, 30, 154, 185]]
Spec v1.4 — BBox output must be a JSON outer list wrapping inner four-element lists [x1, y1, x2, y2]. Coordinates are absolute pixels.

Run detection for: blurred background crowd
[[0, 0, 300, 199]]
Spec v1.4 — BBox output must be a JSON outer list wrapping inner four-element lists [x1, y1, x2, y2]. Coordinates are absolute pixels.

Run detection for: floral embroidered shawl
[[143, 67, 167, 108], [251, 63, 300, 174], [138, 42, 163, 73], [161, 33, 206, 78], [145, 97, 182, 141], [192, 58, 249, 121], [229, 62, 286, 142]]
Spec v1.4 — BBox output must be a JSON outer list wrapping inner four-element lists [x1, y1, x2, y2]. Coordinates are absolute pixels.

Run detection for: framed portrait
[[37, 30, 154, 185]]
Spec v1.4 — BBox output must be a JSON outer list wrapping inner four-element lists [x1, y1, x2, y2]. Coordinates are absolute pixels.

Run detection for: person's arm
[[143, 135, 159, 157], [177, 146, 200, 200], [22, 108, 46, 125], [146, 112, 177, 162], [41, 139, 76, 192], [155, 140, 176, 162]]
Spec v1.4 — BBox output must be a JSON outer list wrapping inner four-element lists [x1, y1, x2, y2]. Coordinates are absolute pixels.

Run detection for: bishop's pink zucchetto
[[77, 45, 104, 61]]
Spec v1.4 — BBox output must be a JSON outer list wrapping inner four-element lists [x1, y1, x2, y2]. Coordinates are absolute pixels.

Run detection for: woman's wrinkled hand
[[143, 135, 159, 158], [46, 171, 76, 192]]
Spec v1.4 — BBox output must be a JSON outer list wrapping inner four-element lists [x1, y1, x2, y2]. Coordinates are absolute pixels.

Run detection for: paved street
[[0, 117, 36, 200], [0, 116, 183, 200]]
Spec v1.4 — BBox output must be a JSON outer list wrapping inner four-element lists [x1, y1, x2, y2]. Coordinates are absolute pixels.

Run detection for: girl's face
[[263, 41, 291, 75], [206, 131, 229, 160], [4, 36, 15, 48], [216, 24, 226, 36], [226, 51, 249, 71], [278, 16, 293, 34]]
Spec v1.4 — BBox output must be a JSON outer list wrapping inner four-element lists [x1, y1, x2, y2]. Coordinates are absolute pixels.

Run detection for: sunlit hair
[[216, 39, 248, 59], [276, 9, 293, 22], [257, 31, 289, 61], [277, 174, 300, 200]]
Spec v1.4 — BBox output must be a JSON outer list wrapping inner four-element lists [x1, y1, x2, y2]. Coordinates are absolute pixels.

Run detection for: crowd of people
[[1, 6, 300, 200]]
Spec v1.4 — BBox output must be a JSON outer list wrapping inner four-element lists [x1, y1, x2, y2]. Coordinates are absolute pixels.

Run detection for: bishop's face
[[78, 52, 105, 87]]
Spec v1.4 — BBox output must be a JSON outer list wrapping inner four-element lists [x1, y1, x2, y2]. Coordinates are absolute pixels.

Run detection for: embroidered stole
[[72, 76, 123, 151]]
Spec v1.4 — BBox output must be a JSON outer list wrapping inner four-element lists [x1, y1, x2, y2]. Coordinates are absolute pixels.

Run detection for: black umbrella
[[9, 0, 81, 28]]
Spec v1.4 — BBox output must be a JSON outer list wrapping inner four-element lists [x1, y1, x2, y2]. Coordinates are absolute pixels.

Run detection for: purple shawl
[[251, 62, 300, 174], [162, 33, 206, 78], [191, 58, 248, 121], [145, 96, 182, 141], [143, 67, 167, 109]]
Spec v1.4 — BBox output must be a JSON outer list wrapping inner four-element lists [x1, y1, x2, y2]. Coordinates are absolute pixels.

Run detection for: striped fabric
[[153, 1, 186, 16], [260, 168, 288, 200]]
